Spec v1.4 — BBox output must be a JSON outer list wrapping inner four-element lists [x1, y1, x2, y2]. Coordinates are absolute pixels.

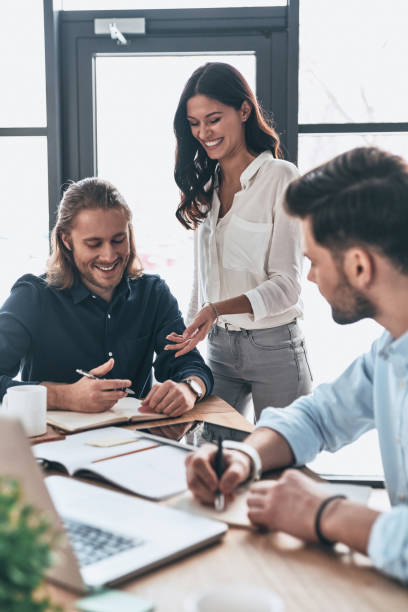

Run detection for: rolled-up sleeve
[[368, 506, 408, 583], [256, 344, 378, 465], [244, 167, 303, 322]]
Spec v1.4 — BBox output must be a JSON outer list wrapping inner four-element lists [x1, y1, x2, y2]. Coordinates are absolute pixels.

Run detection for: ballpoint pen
[[214, 437, 225, 512], [75, 368, 136, 395]]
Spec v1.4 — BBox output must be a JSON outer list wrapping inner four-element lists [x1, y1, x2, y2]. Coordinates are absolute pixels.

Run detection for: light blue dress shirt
[[256, 330, 408, 583]]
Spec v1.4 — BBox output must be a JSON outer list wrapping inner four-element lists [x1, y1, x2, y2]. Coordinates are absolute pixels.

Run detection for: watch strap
[[181, 378, 203, 401], [222, 440, 262, 482]]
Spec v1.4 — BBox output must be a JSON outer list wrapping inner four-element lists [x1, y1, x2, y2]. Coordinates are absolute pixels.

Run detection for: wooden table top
[[31, 394, 254, 445], [46, 519, 408, 612], [33, 399, 408, 611]]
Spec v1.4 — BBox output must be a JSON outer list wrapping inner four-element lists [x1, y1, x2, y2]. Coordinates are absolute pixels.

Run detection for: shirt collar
[[378, 330, 408, 378], [70, 279, 91, 304], [213, 150, 274, 190], [69, 275, 131, 305], [240, 150, 274, 189]]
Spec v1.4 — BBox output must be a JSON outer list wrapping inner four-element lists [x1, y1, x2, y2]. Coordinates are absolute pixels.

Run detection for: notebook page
[[33, 427, 153, 474], [80, 444, 188, 500], [47, 410, 124, 432], [47, 397, 165, 432], [165, 487, 252, 528], [164, 482, 372, 528], [111, 397, 167, 421]]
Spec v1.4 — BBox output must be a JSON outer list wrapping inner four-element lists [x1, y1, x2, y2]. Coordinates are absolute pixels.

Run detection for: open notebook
[[164, 482, 373, 528], [47, 397, 168, 433], [33, 426, 192, 500]]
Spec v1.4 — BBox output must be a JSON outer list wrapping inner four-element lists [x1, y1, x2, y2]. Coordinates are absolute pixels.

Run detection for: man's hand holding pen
[[42, 358, 132, 413], [76, 368, 135, 396], [185, 443, 252, 506], [43, 358, 205, 415], [71, 359, 132, 412]]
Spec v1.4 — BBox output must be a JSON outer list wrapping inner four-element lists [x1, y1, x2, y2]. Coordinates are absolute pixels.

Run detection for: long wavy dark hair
[[174, 62, 282, 229]]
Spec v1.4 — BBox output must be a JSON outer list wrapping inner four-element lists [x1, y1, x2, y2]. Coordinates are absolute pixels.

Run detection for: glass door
[[60, 6, 295, 315]]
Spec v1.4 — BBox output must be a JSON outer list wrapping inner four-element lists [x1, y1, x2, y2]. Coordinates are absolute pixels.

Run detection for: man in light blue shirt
[[186, 146, 408, 583]]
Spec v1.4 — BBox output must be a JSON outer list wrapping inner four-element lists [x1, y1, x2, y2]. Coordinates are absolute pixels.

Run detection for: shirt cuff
[[172, 368, 213, 399], [367, 506, 408, 583], [245, 288, 267, 322]]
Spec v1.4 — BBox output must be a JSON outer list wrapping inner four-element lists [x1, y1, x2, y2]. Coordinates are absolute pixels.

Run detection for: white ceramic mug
[[184, 584, 285, 612], [2, 385, 47, 437]]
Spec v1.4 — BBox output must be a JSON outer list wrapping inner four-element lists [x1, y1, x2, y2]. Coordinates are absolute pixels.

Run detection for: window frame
[[58, 3, 299, 186], [0, 0, 62, 234], [297, 2, 408, 166]]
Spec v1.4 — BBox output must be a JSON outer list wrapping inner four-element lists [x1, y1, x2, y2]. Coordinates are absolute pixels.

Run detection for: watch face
[[185, 379, 201, 398]]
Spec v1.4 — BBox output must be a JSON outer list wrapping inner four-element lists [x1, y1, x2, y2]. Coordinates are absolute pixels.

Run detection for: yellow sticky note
[[85, 436, 139, 448]]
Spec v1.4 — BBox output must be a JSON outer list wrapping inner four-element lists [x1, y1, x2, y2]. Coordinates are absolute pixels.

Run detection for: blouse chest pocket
[[222, 214, 272, 272]]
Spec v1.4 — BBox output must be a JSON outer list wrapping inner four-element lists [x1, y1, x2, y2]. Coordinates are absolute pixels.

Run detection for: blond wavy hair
[[46, 177, 143, 289]]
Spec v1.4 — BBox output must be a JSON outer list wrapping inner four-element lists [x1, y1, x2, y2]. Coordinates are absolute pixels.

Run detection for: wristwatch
[[181, 378, 203, 402], [222, 440, 262, 483]]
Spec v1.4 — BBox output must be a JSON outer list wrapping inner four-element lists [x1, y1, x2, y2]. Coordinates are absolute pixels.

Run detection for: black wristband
[[315, 494, 346, 546]]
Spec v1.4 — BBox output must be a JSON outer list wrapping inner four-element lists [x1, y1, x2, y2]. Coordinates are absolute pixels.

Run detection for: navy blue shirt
[[0, 273, 213, 400]]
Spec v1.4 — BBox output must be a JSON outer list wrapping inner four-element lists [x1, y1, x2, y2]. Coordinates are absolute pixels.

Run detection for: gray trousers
[[203, 320, 313, 442]]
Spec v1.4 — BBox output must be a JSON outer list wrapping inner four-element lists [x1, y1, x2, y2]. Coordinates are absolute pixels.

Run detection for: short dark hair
[[285, 147, 408, 274], [174, 62, 282, 229]]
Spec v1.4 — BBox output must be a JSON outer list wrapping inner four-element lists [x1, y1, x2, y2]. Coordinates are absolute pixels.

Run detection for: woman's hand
[[165, 305, 216, 357]]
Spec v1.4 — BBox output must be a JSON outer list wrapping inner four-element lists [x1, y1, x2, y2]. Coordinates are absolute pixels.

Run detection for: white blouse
[[187, 151, 304, 330]]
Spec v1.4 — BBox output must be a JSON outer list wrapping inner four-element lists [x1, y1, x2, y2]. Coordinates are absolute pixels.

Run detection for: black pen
[[214, 437, 225, 512], [75, 369, 136, 395]]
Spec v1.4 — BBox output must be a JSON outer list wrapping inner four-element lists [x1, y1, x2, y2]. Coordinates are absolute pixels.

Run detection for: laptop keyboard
[[62, 516, 145, 567]]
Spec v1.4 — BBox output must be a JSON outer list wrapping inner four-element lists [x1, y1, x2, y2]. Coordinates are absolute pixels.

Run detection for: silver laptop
[[0, 417, 227, 593]]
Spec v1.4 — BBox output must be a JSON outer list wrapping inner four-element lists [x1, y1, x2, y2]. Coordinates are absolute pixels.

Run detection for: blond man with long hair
[[0, 177, 212, 414]]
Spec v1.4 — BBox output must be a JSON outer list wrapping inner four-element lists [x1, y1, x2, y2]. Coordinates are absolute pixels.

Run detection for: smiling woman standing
[[166, 62, 312, 436]]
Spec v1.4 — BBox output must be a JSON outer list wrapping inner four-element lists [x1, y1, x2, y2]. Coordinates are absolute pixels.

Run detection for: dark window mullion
[[299, 123, 408, 134], [0, 128, 48, 136]]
